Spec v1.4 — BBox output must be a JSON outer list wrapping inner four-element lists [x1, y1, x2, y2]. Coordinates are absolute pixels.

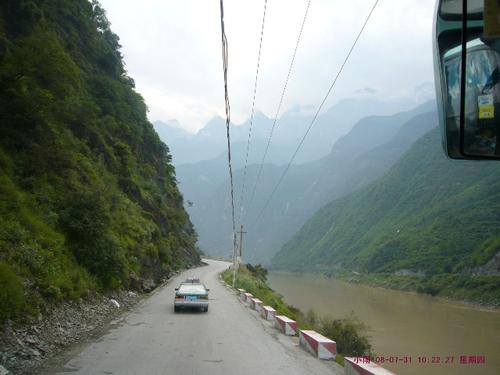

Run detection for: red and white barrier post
[[275, 315, 297, 336], [243, 292, 253, 303], [299, 330, 337, 360], [250, 298, 262, 312], [344, 358, 397, 375], [261, 306, 276, 321]]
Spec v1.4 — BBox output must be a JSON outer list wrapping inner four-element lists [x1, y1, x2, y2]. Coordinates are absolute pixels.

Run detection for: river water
[[267, 272, 500, 375]]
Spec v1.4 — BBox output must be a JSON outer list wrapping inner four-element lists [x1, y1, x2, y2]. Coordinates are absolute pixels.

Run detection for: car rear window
[[178, 284, 206, 294]]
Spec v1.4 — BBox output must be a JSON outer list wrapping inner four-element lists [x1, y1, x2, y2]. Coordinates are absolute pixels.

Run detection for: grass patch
[[0, 262, 26, 324]]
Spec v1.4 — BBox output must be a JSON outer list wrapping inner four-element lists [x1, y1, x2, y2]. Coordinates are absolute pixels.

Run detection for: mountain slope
[[0, 0, 199, 323], [272, 127, 500, 276]]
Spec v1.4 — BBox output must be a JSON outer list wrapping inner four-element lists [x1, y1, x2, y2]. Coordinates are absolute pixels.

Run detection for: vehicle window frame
[[439, 0, 483, 20], [177, 283, 207, 295]]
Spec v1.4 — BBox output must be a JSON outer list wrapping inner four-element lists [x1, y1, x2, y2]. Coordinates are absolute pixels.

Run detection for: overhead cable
[[251, 0, 380, 229], [238, 0, 269, 225], [247, 0, 312, 215], [219, 0, 237, 253]]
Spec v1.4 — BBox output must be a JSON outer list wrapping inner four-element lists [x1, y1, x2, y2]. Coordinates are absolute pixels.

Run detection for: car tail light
[[175, 295, 183, 300], [200, 295, 208, 300]]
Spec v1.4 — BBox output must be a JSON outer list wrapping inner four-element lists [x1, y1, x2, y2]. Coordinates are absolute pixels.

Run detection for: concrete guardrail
[[299, 330, 337, 360], [250, 298, 263, 312], [243, 292, 253, 303], [275, 315, 297, 336], [261, 306, 276, 321], [344, 357, 396, 375]]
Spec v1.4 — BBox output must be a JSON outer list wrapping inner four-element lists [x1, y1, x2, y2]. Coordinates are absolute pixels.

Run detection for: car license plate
[[185, 296, 197, 301]]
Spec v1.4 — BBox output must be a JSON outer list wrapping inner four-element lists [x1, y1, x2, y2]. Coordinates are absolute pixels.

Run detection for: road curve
[[48, 259, 342, 375]]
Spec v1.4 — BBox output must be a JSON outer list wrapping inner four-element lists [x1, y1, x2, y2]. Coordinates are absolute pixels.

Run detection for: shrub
[[319, 315, 373, 357], [60, 192, 127, 286], [246, 263, 268, 282], [0, 262, 26, 324]]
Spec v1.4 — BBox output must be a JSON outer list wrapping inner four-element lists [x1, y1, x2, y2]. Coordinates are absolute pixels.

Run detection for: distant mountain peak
[[153, 120, 192, 140], [154, 119, 182, 129], [197, 115, 226, 136], [254, 109, 270, 119]]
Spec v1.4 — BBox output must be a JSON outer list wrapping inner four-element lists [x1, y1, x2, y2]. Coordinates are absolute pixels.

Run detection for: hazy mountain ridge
[[155, 97, 427, 165]]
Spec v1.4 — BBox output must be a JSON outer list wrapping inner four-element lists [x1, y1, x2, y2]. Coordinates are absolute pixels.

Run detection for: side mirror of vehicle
[[434, 0, 500, 159], [206, 288, 210, 291], [175, 287, 179, 291]]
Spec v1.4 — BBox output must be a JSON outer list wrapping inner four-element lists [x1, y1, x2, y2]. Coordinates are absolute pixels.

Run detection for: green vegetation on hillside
[[272, 128, 500, 304], [222, 265, 373, 360], [0, 0, 199, 323]]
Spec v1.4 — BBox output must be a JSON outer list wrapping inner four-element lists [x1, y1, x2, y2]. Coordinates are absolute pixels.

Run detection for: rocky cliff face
[[473, 251, 500, 276]]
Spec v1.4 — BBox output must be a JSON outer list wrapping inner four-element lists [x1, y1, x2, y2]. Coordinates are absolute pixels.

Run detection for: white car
[[174, 282, 209, 312]]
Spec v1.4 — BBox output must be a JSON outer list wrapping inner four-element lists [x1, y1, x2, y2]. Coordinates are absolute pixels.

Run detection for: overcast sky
[[100, 0, 436, 133]]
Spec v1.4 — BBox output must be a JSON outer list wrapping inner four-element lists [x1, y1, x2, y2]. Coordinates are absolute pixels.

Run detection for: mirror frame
[[434, 0, 500, 160]]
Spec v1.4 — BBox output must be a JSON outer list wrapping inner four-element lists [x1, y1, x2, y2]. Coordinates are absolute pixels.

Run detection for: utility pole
[[232, 225, 247, 288], [232, 232, 237, 288], [237, 225, 247, 260]]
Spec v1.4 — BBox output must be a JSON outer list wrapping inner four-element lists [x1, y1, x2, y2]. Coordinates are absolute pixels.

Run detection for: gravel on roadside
[[0, 289, 143, 375]]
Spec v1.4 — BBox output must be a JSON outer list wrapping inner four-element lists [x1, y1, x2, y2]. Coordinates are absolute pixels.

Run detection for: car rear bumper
[[174, 300, 209, 308]]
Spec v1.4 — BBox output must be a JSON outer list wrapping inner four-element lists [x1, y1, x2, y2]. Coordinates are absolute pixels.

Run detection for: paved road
[[50, 259, 342, 375]]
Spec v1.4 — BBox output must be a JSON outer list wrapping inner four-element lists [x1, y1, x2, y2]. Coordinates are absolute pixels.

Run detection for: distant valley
[[157, 98, 437, 264]]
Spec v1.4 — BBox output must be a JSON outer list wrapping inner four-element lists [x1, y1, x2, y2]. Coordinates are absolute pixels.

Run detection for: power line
[[247, 0, 312, 217], [251, 0, 380, 229], [219, 0, 238, 266], [237, 0, 269, 225]]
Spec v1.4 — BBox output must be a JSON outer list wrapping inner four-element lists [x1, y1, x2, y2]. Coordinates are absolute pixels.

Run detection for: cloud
[[101, 0, 436, 132], [139, 86, 221, 133], [355, 87, 378, 95]]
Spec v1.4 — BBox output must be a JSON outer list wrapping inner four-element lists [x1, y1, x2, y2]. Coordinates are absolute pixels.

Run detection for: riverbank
[[332, 271, 500, 308], [221, 265, 373, 364], [270, 266, 500, 308]]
